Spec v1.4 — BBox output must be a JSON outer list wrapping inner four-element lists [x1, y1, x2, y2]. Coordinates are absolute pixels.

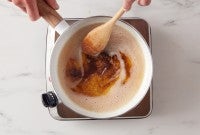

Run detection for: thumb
[[123, 0, 135, 11], [138, 0, 151, 6]]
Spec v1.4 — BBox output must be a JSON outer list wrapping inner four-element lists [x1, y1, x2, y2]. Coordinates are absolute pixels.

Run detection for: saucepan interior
[[50, 16, 153, 118]]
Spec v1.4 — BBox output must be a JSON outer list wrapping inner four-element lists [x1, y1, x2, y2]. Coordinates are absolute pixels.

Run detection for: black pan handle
[[42, 91, 58, 108]]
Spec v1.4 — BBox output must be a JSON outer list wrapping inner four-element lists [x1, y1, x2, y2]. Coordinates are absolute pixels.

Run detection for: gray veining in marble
[[15, 72, 32, 77], [190, 60, 200, 64], [0, 111, 12, 127], [163, 20, 177, 26], [161, 0, 200, 8]]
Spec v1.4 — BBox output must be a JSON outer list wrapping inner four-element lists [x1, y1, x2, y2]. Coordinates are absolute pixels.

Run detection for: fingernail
[[30, 15, 40, 21], [30, 17, 36, 21], [138, 0, 150, 6]]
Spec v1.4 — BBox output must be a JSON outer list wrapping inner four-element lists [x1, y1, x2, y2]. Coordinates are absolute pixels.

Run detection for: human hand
[[123, 0, 151, 11], [9, 0, 59, 21]]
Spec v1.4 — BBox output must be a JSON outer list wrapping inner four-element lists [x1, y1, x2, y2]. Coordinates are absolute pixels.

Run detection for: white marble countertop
[[0, 0, 200, 134]]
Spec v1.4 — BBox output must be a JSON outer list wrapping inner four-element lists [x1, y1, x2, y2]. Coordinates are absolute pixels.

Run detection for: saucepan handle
[[37, 0, 69, 35], [42, 91, 58, 108]]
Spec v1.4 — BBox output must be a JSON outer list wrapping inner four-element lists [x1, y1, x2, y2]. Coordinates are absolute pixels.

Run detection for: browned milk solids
[[58, 24, 144, 112], [66, 51, 131, 96]]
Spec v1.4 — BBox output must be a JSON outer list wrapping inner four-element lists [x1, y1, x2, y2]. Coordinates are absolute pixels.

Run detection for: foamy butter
[[58, 24, 145, 113]]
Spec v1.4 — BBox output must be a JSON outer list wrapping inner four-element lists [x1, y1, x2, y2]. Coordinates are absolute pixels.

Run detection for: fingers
[[19, 6, 27, 13], [10, 0, 59, 21], [12, 0, 24, 7], [25, 0, 40, 21], [123, 0, 135, 11], [45, 0, 59, 10], [11, 0, 26, 12], [10, 0, 40, 21], [138, 0, 151, 6], [10, 0, 27, 13], [123, 0, 151, 11]]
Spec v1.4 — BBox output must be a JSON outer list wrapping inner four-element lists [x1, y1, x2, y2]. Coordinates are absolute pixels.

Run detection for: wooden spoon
[[82, 7, 126, 56]]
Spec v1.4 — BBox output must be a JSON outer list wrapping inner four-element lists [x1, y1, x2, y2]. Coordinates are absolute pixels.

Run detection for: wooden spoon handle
[[110, 7, 126, 24], [37, 0, 63, 28]]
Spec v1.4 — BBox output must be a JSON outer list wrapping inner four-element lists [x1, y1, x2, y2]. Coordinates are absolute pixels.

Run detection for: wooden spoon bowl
[[82, 7, 126, 56]]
